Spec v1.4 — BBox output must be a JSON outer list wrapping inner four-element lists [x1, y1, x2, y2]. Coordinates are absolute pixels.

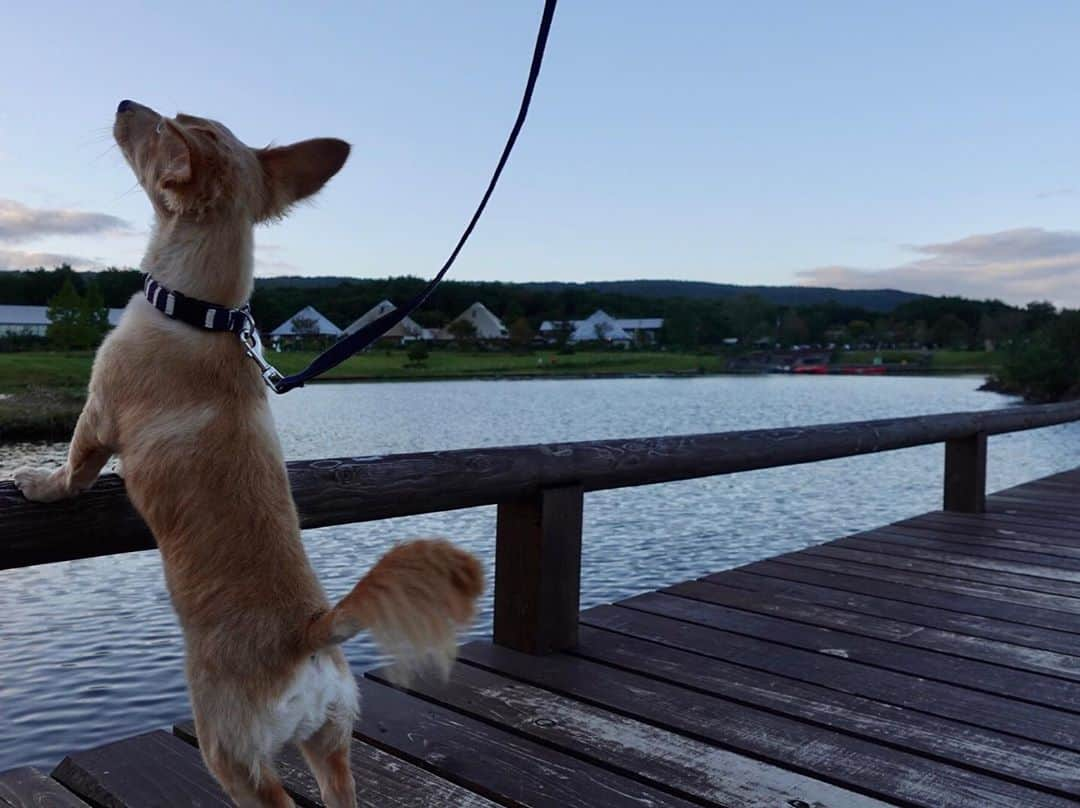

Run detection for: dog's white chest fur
[[268, 654, 358, 748]]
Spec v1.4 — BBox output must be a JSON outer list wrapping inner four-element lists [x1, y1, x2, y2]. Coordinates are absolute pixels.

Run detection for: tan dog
[[13, 100, 484, 807]]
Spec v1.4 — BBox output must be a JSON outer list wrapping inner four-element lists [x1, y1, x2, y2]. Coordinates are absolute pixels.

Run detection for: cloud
[[255, 244, 301, 274], [798, 227, 1080, 307], [1035, 188, 1075, 199], [0, 198, 131, 243], [256, 258, 303, 273], [0, 248, 99, 270]]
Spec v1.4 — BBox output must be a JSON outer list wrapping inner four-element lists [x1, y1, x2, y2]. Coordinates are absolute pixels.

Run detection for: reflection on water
[[2, 375, 1078, 770]]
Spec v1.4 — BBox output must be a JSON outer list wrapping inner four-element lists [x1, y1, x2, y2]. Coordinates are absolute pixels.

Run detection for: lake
[[2, 374, 1079, 771]]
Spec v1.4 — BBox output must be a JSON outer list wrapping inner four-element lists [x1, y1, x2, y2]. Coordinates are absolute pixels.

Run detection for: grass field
[[0, 349, 723, 395]]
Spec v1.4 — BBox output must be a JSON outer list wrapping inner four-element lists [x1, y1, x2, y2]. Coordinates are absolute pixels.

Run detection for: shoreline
[[289, 367, 994, 384]]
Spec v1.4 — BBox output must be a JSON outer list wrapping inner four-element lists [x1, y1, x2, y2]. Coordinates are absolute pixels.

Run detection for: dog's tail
[[306, 539, 484, 681]]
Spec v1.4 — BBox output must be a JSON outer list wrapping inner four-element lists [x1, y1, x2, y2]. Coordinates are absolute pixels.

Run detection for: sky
[[3, 1, 1080, 307]]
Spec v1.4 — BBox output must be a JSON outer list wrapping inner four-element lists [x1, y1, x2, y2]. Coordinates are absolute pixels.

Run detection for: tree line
[[0, 266, 1074, 362]]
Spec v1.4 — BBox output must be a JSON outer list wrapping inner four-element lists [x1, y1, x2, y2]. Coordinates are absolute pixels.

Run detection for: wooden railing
[[2, 399, 1079, 653]]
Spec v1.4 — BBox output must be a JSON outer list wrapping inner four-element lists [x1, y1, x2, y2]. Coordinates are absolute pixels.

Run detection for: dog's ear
[[256, 138, 350, 220]]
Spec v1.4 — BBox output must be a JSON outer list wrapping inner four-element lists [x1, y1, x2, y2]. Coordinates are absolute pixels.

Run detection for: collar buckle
[[238, 313, 286, 394]]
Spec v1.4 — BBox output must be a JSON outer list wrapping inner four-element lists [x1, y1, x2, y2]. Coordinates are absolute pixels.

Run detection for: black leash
[[267, 0, 557, 393]]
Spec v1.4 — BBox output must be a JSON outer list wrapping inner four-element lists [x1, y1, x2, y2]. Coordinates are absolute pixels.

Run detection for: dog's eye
[[155, 121, 165, 135]]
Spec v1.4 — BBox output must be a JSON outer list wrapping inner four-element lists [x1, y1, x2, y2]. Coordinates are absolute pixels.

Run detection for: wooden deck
[[4, 466, 1080, 807]]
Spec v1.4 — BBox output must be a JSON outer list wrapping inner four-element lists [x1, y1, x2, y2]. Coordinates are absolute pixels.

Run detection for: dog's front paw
[[12, 466, 64, 503]]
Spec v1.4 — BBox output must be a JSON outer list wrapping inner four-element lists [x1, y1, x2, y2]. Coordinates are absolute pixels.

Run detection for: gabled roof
[[0, 304, 124, 326], [270, 305, 342, 337], [342, 300, 424, 339], [571, 309, 631, 343], [450, 302, 508, 339], [616, 317, 664, 330], [539, 313, 663, 334]]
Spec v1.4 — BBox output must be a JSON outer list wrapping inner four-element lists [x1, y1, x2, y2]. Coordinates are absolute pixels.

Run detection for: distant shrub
[[992, 312, 1080, 402], [406, 342, 429, 365]]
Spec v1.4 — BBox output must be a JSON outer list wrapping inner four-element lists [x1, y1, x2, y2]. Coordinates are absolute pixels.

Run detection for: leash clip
[[238, 314, 286, 394]]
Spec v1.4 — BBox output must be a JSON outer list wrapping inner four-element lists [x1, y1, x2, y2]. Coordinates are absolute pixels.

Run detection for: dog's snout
[[117, 99, 139, 114]]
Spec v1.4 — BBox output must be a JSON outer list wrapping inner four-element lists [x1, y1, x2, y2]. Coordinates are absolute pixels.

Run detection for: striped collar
[[142, 273, 252, 334]]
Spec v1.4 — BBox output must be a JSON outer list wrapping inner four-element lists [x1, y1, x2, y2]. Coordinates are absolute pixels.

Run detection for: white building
[[539, 309, 664, 345], [343, 300, 429, 343], [0, 304, 124, 337], [449, 302, 508, 340], [614, 317, 664, 343], [270, 306, 342, 341]]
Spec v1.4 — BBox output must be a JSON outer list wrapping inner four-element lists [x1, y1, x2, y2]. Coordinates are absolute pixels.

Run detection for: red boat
[[840, 365, 887, 375]]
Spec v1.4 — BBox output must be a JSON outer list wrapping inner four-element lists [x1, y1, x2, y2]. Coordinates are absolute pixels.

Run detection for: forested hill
[[255, 276, 924, 313], [520, 280, 924, 312], [0, 266, 1064, 359]]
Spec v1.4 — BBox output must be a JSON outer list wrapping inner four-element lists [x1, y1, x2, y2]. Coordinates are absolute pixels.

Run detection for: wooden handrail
[[2, 399, 1079, 572]]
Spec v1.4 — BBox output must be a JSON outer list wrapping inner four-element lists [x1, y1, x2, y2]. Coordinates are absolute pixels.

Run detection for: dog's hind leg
[[13, 393, 113, 503], [203, 747, 295, 808], [299, 718, 356, 808]]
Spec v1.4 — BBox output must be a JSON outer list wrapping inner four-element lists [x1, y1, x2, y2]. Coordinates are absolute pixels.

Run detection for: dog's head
[[113, 100, 349, 224]]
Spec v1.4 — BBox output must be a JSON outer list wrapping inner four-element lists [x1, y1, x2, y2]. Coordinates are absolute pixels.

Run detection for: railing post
[[944, 432, 987, 513], [493, 483, 584, 654]]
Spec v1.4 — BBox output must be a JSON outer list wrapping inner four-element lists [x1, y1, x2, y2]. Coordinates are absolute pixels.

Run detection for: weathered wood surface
[[365, 663, 892, 807], [4, 399, 1080, 569], [7, 466, 1080, 805], [51, 731, 232, 807], [0, 768, 89, 808], [351, 679, 700, 808], [494, 484, 584, 654], [944, 431, 988, 512], [173, 719, 500, 808]]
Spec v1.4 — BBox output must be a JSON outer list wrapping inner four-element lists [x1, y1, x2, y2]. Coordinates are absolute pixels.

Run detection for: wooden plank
[[904, 516, 1080, 549], [456, 641, 1079, 807], [991, 491, 1080, 514], [804, 545, 1080, 602], [557, 626, 1080, 799], [876, 524, 1080, 561], [0, 768, 89, 808], [990, 498, 1080, 522], [352, 678, 701, 808], [667, 579, 1080, 680], [995, 482, 1080, 505], [738, 557, 1080, 636], [494, 484, 583, 654], [911, 511, 1080, 541], [581, 604, 1080, 751], [837, 534, 1080, 579], [367, 663, 893, 808], [618, 592, 1080, 712], [52, 730, 232, 807], [929, 509, 1080, 535], [767, 552, 1080, 628], [172, 721, 498, 808], [721, 566, 1080, 656], [997, 476, 1080, 494], [944, 432, 986, 513]]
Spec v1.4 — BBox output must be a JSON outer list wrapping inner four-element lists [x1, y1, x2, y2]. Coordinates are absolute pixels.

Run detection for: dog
[[13, 100, 484, 807]]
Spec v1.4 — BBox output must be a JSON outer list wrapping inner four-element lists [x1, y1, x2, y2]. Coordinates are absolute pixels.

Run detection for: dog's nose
[[117, 99, 137, 114]]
